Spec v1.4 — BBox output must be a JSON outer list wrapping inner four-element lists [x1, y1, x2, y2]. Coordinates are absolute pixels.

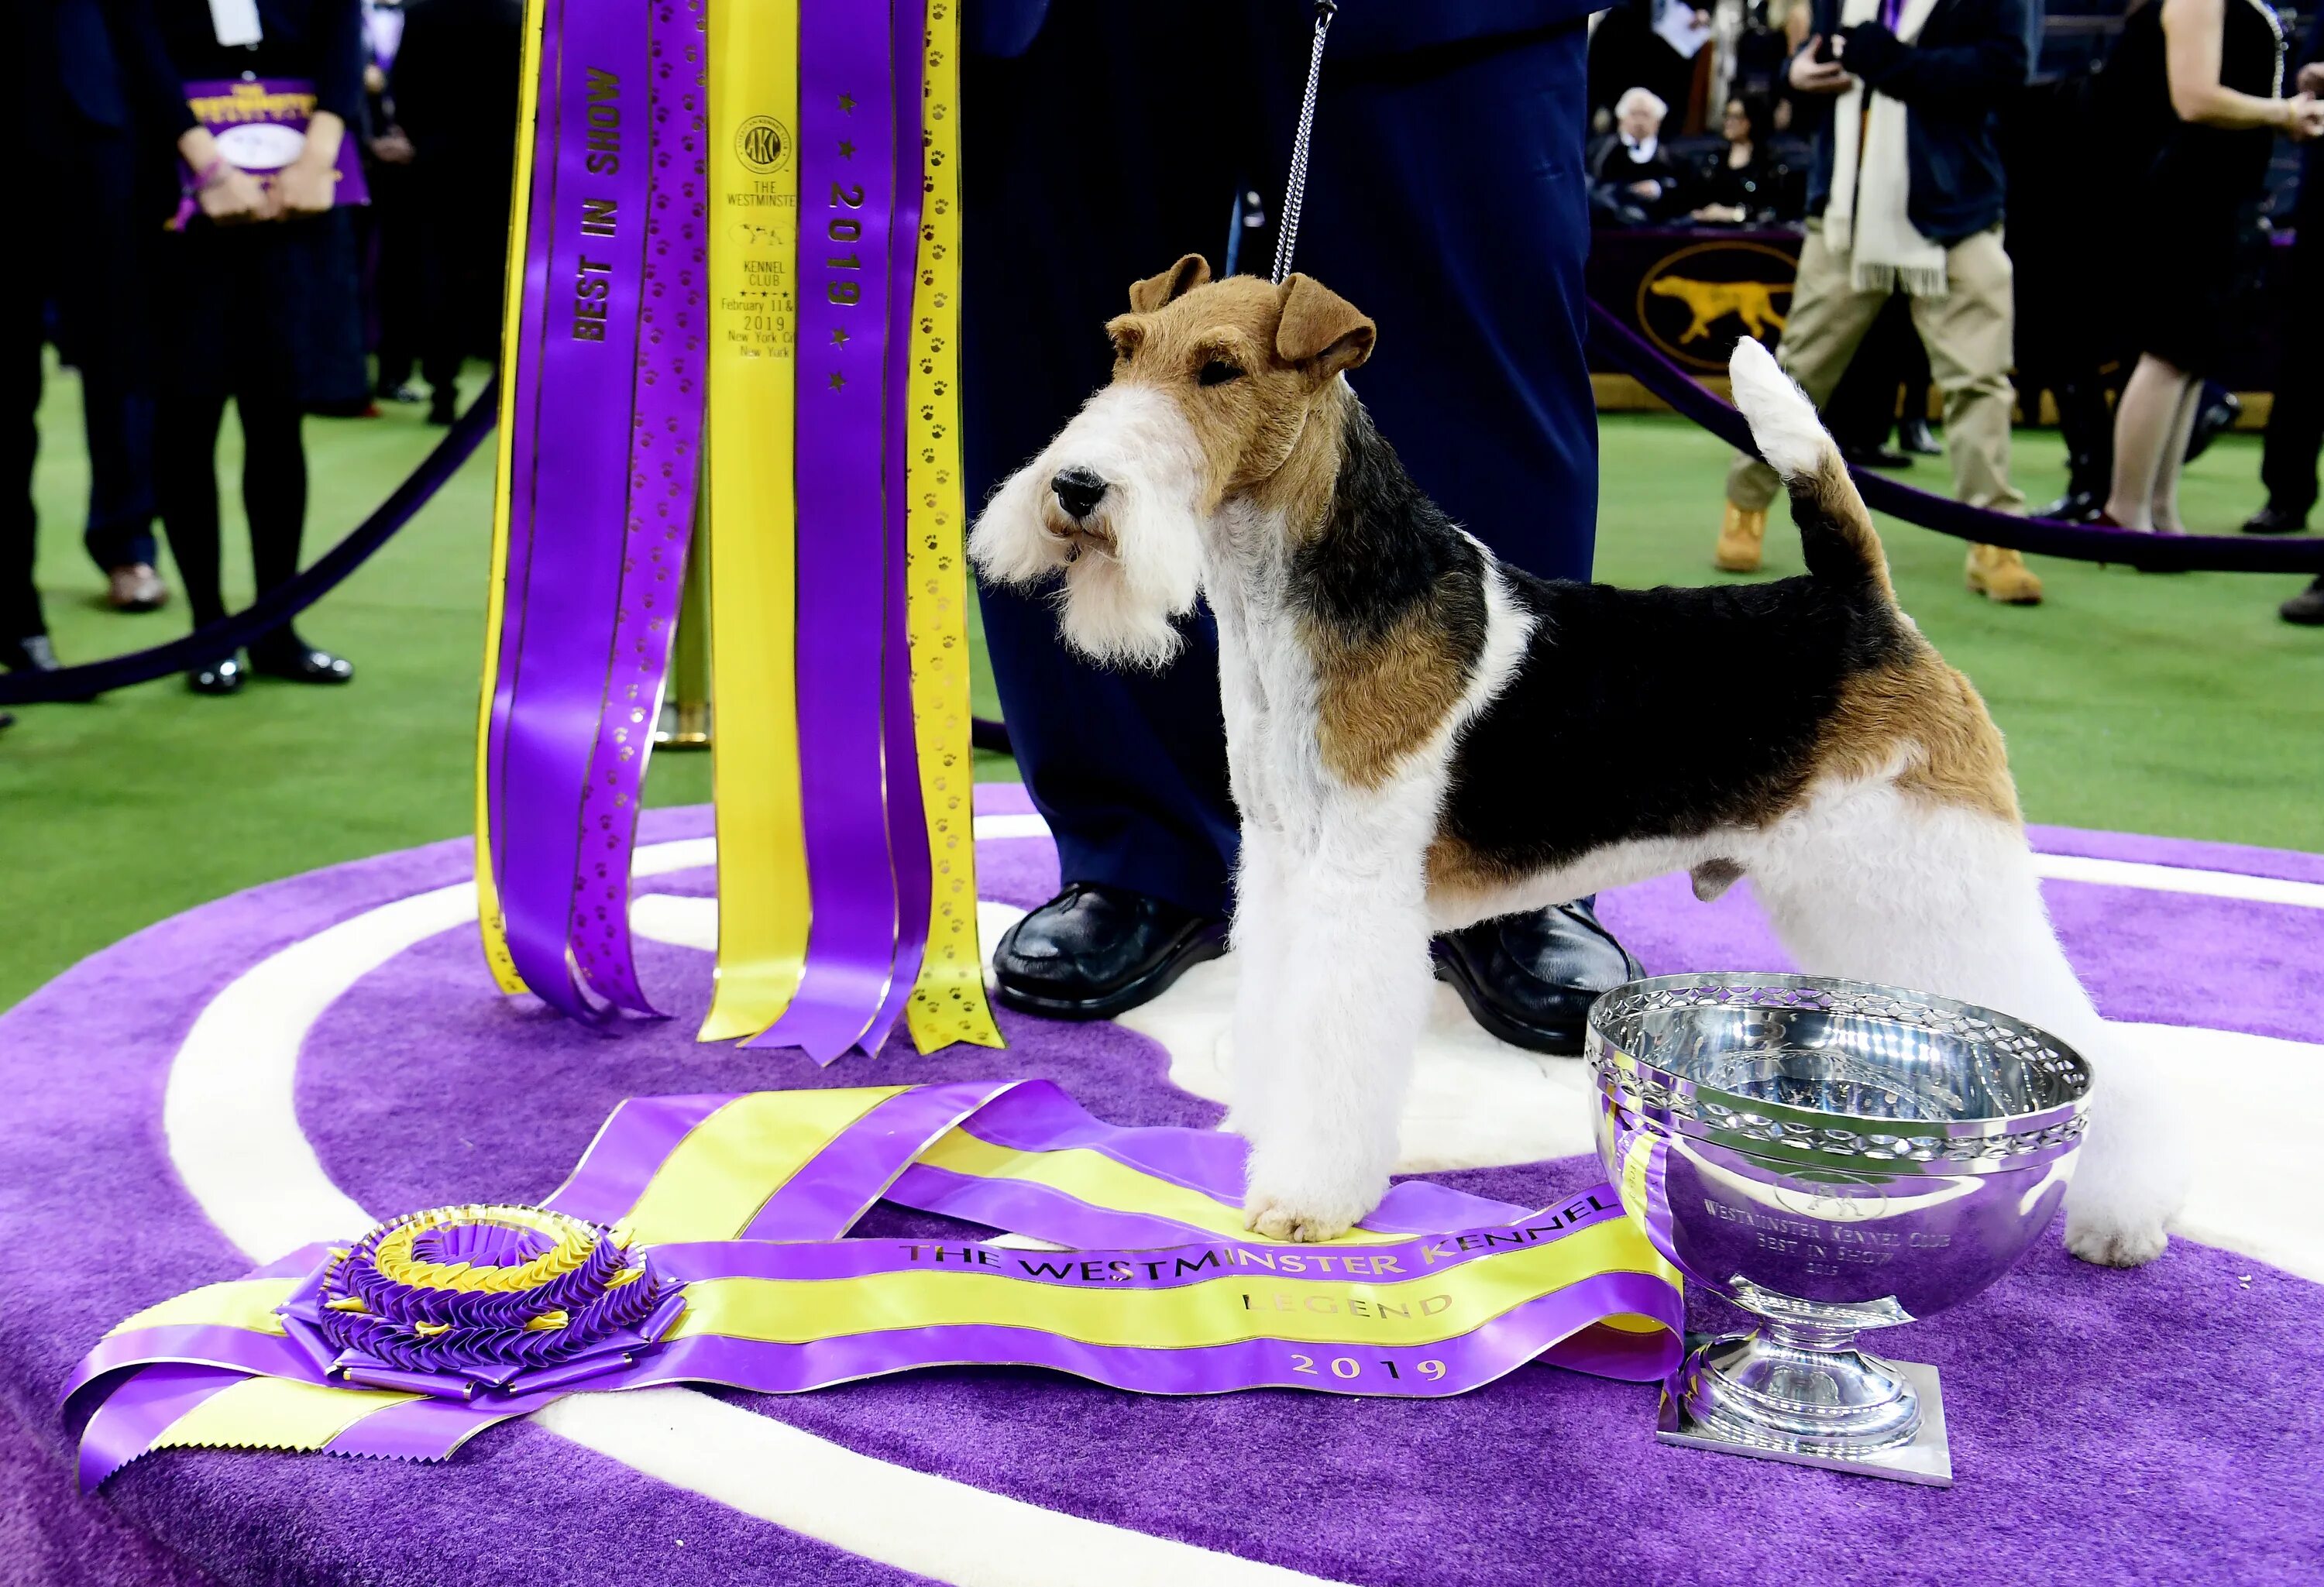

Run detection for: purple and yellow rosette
[[280, 1206, 686, 1399], [64, 1082, 1685, 1491]]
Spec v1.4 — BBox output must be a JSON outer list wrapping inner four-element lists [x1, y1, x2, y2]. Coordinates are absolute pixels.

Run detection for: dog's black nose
[[1050, 466, 1109, 521]]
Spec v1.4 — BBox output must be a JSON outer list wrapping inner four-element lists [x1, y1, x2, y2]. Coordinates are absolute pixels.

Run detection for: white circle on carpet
[[161, 826, 1334, 1587], [160, 815, 2324, 1586]]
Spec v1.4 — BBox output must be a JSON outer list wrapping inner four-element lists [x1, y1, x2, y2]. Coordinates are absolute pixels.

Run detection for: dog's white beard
[[967, 386, 1206, 670]]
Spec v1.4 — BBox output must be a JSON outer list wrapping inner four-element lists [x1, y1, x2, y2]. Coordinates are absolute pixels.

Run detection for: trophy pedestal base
[[1656, 1344, 1952, 1487]]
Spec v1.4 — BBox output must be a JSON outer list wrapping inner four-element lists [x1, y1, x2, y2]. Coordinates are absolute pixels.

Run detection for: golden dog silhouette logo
[[1635, 242, 1796, 372]]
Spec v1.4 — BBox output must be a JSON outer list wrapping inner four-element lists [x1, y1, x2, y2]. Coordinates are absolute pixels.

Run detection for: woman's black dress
[[2099, 0, 2287, 373], [1691, 145, 1796, 224], [122, 0, 369, 409]]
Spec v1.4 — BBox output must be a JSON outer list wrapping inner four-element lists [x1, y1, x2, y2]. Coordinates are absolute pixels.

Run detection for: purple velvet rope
[[860, 0, 934, 1052], [0, 390, 493, 707], [568, 0, 710, 1015], [748, 0, 905, 1060], [1587, 302, 2324, 575], [495, 0, 654, 1019]]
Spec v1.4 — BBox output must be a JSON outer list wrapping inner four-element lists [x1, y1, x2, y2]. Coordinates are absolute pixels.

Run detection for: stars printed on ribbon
[[838, 94, 857, 112], [828, 370, 846, 390], [830, 326, 850, 346], [838, 139, 856, 159]]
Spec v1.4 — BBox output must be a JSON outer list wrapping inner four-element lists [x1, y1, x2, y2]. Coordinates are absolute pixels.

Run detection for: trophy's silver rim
[[1585, 972, 2093, 1172]]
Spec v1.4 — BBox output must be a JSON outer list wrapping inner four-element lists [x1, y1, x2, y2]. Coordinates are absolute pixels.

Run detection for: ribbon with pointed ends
[[65, 1082, 1684, 1489], [899, 0, 1006, 1053], [747, 0, 908, 1062], [696, 0, 811, 1042], [476, 0, 709, 1018]]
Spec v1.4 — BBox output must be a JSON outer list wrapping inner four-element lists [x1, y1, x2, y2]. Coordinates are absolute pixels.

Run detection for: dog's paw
[[1243, 1190, 1363, 1244], [2064, 1211, 2169, 1269]]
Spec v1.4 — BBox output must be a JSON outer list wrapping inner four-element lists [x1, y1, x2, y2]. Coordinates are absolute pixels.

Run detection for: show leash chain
[[1270, 0, 1337, 283]]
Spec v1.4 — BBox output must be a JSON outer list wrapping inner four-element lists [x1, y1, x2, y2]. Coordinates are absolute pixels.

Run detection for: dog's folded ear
[[1275, 274, 1376, 378], [1128, 254, 1212, 313]]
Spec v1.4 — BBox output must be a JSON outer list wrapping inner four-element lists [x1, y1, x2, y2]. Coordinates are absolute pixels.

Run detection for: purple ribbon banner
[[64, 1082, 1685, 1489], [486, 0, 708, 1020], [861, 0, 936, 1054], [750, 0, 914, 1062], [570, 0, 710, 1013]]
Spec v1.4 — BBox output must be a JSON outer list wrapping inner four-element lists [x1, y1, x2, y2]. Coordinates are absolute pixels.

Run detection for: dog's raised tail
[[1727, 337, 1894, 599]]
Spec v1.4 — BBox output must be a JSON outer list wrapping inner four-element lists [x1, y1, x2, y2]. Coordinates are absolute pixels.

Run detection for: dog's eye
[[1198, 359, 1244, 387]]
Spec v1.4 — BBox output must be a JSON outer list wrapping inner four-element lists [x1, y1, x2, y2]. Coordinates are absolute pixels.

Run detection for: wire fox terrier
[[970, 256, 2184, 1267]]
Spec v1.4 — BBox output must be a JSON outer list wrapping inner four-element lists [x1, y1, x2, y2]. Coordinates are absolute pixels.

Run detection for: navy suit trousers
[[963, 8, 1599, 918]]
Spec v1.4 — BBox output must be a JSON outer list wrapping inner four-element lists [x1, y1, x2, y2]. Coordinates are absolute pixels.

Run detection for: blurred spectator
[[119, 0, 369, 693], [31, 0, 171, 625], [1712, 0, 2044, 604], [1686, 93, 1799, 222], [1591, 0, 1715, 129], [6, 268, 50, 676], [2006, 51, 2119, 521], [2248, 29, 2324, 537], [359, 0, 425, 405], [1590, 87, 1690, 225], [2094, 0, 2322, 534], [392, 0, 521, 425]]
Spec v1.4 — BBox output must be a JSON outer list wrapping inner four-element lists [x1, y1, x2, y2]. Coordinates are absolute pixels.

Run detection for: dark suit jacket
[[1800, 0, 2034, 243]]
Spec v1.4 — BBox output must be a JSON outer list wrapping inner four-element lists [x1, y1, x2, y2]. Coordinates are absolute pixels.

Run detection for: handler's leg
[[962, 5, 1257, 1015], [1285, 16, 1645, 1053], [1912, 227, 2041, 604]]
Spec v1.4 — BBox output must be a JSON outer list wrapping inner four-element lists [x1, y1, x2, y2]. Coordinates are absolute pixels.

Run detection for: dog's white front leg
[[1223, 831, 1289, 1142], [1240, 845, 1432, 1243]]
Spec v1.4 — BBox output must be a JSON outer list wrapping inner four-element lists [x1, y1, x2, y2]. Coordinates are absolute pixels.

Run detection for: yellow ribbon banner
[[699, 0, 811, 1042], [902, 0, 1005, 1053], [473, 0, 548, 997]]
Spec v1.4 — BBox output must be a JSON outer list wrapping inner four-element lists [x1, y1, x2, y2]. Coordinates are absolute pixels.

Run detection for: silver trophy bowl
[[1588, 973, 2093, 1486]]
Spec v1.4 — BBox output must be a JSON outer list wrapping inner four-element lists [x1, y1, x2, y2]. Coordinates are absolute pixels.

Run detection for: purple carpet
[[0, 790, 2319, 1585]]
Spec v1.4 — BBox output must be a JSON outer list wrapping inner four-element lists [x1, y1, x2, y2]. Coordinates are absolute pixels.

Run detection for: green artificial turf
[[3, 362, 2318, 1013]]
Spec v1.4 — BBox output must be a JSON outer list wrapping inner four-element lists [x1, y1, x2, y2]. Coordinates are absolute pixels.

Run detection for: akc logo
[[734, 115, 791, 173], [1635, 241, 1796, 372]]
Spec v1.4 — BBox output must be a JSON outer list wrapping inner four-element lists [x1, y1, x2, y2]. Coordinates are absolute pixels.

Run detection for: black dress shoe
[[992, 882, 1229, 1019], [2, 634, 62, 672], [2243, 504, 2310, 536], [2185, 388, 2241, 463], [2039, 486, 2106, 523], [1898, 416, 1941, 456], [1841, 442, 1912, 471], [188, 655, 245, 695], [2284, 577, 2324, 626], [249, 641, 355, 684], [1432, 898, 1645, 1056], [428, 390, 459, 425]]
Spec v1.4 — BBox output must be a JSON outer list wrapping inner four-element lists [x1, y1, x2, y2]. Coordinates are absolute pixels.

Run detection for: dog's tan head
[[968, 255, 1375, 667]]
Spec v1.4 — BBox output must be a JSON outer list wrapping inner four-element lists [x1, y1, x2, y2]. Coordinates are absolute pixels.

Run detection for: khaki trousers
[[1725, 222, 2025, 517]]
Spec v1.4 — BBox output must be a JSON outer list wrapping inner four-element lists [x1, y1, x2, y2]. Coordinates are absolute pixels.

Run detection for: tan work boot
[[1715, 503, 1767, 572], [1965, 544, 2043, 605]]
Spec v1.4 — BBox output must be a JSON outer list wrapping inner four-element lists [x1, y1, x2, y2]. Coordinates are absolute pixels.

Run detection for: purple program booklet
[[173, 77, 370, 226]]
